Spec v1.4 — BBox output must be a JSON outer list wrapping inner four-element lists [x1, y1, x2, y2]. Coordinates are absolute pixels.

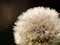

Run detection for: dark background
[[0, 0, 60, 45]]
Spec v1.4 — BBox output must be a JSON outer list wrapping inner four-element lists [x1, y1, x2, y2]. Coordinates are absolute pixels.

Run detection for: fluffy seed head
[[13, 7, 60, 45]]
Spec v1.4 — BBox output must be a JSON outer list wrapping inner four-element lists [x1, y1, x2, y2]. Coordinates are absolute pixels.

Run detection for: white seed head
[[13, 7, 60, 45]]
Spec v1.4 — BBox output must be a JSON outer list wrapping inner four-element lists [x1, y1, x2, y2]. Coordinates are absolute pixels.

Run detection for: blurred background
[[0, 0, 60, 45]]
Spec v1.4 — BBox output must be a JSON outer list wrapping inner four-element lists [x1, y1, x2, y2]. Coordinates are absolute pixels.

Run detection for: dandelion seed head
[[13, 7, 60, 45]]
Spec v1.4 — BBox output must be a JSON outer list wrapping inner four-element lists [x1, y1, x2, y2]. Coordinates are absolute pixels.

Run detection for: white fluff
[[13, 7, 60, 45]]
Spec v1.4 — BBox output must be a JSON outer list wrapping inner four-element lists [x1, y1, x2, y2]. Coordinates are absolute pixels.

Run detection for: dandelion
[[13, 7, 60, 45]]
